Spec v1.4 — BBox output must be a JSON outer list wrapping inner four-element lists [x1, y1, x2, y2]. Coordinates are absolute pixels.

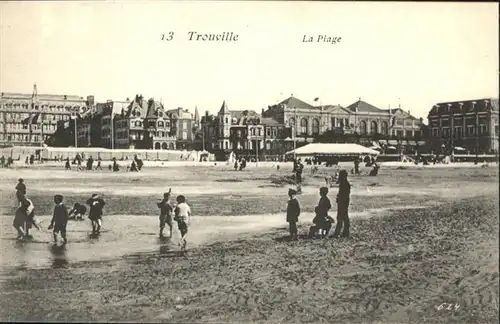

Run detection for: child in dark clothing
[[286, 188, 300, 240], [157, 189, 173, 237], [15, 178, 26, 197], [86, 194, 106, 234], [309, 187, 333, 238], [48, 195, 69, 244], [68, 203, 87, 220]]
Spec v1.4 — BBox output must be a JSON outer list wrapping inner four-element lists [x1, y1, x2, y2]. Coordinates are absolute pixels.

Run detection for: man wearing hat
[[86, 194, 106, 234], [15, 178, 26, 198], [286, 188, 301, 240], [332, 169, 351, 238]]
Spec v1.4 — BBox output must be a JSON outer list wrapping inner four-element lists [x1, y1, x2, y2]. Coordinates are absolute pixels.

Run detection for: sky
[[0, 1, 498, 120]]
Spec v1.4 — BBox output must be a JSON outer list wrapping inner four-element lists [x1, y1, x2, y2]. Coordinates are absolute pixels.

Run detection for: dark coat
[[87, 198, 105, 220], [51, 204, 69, 228], [286, 198, 300, 223]]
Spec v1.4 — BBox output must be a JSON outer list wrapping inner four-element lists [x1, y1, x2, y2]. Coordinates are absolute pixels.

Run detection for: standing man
[[332, 170, 351, 239]]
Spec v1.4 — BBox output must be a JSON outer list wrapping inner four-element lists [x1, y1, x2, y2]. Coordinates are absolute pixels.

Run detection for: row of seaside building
[[0, 84, 498, 158]]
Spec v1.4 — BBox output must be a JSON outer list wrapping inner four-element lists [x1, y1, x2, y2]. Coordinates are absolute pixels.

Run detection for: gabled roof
[[145, 99, 165, 119], [324, 104, 350, 114], [278, 96, 315, 110], [219, 100, 230, 114], [346, 100, 383, 113]]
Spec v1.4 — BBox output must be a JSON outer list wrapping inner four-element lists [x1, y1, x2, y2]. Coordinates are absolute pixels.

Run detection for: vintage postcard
[[0, 1, 498, 323]]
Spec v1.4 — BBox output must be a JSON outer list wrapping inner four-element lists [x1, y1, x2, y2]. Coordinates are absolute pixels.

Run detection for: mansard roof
[[429, 98, 499, 115], [145, 99, 166, 119]]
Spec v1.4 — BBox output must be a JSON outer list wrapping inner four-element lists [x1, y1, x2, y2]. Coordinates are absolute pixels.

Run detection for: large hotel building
[[427, 98, 499, 154], [0, 84, 90, 147]]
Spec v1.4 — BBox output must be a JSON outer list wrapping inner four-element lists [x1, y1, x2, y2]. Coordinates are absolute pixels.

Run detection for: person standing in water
[[157, 189, 173, 238], [86, 194, 106, 234], [174, 195, 191, 251], [286, 188, 301, 240], [332, 170, 351, 238], [48, 194, 69, 244]]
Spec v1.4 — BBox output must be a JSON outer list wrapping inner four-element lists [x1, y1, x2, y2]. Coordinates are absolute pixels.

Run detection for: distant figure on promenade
[[174, 195, 191, 252], [25, 156, 29, 165], [86, 156, 94, 170], [234, 159, 239, 171], [286, 188, 300, 240], [130, 160, 139, 172], [354, 157, 360, 175], [134, 155, 143, 171], [112, 158, 120, 172], [95, 159, 102, 171], [65, 158, 71, 170], [239, 158, 246, 171], [157, 189, 173, 238], [29, 155, 35, 165], [332, 170, 351, 239], [86, 194, 106, 234], [15, 178, 26, 197], [6, 156, 13, 167], [0, 155, 5, 167], [48, 194, 69, 244]]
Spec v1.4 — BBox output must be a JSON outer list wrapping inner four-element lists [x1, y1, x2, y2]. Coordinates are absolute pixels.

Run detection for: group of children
[[286, 169, 352, 240], [13, 178, 192, 251], [156, 189, 192, 251]]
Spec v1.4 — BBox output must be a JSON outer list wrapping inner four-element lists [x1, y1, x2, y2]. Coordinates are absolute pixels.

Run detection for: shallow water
[[0, 205, 429, 275]]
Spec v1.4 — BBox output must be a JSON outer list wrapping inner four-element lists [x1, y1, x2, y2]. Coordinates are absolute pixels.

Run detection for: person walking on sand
[[286, 188, 300, 240], [86, 194, 106, 234], [65, 158, 71, 171], [48, 194, 69, 244], [332, 170, 351, 239], [174, 195, 191, 251], [157, 189, 173, 238]]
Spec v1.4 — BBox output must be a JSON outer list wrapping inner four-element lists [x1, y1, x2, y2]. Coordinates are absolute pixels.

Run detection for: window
[[479, 124, 488, 135], [454, 126, 463, 138], [312, 118, 319, 134], [467, 126, 475, 136], [266, 128, 271, 137], [300, 118, 308, 135], [381, 121, 388, 135], [432, 128, 439, 137], [405, 130, 412, 138], [289, 118, 295, 128], [371, 121, 378, 134], [359, 121, 367, 135], [331, 117, 337, 128], [158, 121, 164, 127]]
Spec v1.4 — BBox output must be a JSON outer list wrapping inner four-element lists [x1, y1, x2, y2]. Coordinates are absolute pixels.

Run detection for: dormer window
[[158, 121, 164, 127]]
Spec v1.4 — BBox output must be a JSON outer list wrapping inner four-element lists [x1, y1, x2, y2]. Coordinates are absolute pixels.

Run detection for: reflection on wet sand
[[49, 244, 68, 269]]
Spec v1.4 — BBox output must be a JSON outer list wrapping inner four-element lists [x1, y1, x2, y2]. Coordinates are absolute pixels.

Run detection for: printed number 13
[[162, 32, 174, 41]]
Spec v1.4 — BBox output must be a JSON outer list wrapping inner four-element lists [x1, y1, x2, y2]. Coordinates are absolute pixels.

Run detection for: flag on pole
[[21, 113, 41, 125], [314, 97, 319, 102]]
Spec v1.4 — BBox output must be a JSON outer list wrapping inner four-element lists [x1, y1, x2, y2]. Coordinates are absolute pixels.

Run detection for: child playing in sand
[[157, 189, 173, 238], [48, 194, 69, 244], [86, 194, 106, 234], [68, 202, 87, 220], [286, 188, 300, 240], [174, 195, 191, 251]]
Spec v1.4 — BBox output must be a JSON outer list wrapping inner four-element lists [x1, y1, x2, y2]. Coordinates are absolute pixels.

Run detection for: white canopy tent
[[286, 143, 380, 156]]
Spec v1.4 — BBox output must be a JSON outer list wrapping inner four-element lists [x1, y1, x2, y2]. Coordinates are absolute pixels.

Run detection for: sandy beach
[[0, 163, 498, 322]]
